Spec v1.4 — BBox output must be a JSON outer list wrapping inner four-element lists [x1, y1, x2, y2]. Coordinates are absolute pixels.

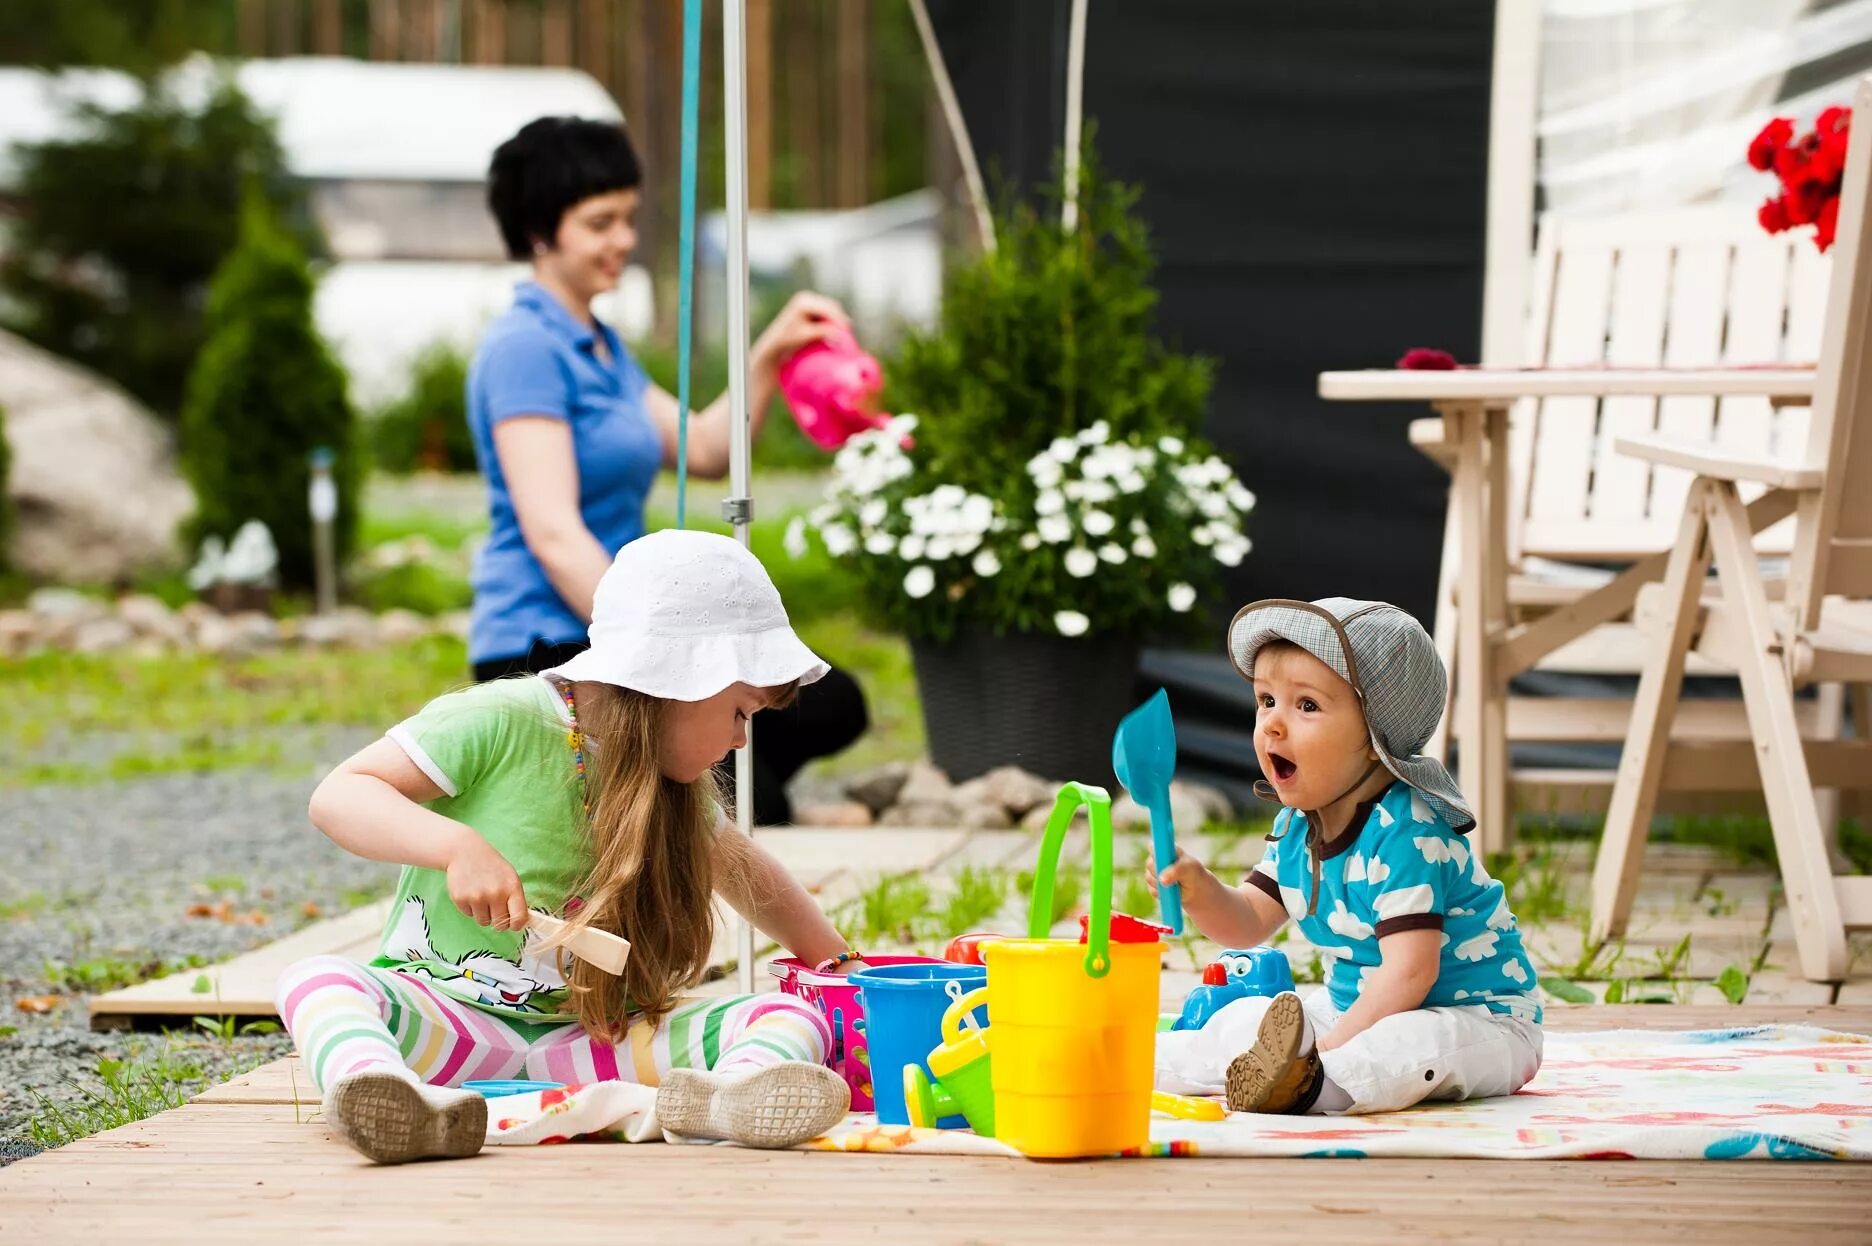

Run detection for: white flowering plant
[[786, 415, 1253, 639], [785, 146, 1253, 640]]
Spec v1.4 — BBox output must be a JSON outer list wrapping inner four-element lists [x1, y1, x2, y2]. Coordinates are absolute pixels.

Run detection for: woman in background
[[466, 116, 868, 825]]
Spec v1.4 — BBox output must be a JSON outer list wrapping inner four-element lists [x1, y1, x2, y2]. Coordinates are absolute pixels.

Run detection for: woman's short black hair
[[487, 116, 643, 259]]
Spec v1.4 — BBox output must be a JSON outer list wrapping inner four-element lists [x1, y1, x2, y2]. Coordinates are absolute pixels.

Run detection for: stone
[[956, 802, 1014, 831], [1172, 780, 1234, 824], [375, 608, 429, 646], [69, 616, 135, 654], [1, 328, 192, 582], [1022, 802, 1088, 832], [115, 594, 189, 647], [975, 766, 1056, 818], [27, 587, 105, 621], [844, 762, 911, 815], [299, 607, 375, 648], [896, 760, 954, 806], [879, 800, 963, 828], [793, 800, 875, 829], [191, 613, 240, 655], [0, 609, 35, 657], [229, 611, 280, 650], [1110, 787, 1207, 836]]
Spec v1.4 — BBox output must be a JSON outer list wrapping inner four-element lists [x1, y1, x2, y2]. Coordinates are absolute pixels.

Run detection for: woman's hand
[[447, 833, 529, 931], [752, 291, 850, 378]]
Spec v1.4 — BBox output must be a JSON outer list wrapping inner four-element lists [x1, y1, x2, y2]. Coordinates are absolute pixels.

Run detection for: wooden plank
[[1319, 366, 1816, 402], [1526, 243, 1612, 525], [1590, 242, 1670, 521], [88, 900, 391, 1028], [1449, 695, 1822, 743], [194, 1002, 1872, 1110], [6, 1102, 1872, 1245]]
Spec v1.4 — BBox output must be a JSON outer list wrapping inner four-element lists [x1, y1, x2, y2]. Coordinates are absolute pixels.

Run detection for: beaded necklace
[[554, 677, 591, 819]]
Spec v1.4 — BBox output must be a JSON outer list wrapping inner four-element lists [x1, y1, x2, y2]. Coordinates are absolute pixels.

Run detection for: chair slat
[[1527, 245, 1612, 525], [1648, 239, 1731, 525], [1590, 243, 1671, 520]]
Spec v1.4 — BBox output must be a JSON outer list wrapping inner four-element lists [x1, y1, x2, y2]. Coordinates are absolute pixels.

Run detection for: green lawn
[[2, 469, 922, 789]]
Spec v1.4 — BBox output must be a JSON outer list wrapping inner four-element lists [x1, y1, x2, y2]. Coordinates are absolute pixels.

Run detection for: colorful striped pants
[[276, 954, 835, 1094]]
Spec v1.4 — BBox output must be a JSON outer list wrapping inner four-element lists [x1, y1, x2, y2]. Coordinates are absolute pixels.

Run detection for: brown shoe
[[1224, 991, 1323, 1114]]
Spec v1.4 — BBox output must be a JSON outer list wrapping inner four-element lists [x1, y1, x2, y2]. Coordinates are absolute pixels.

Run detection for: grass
[[938, 866, 1010, 936], [43, 951, 211, 995], [0, 892, 48, 920], [26, 1044, 275, 1149], [1486, 848, 1577, 926], [0, 635, 469, 788]]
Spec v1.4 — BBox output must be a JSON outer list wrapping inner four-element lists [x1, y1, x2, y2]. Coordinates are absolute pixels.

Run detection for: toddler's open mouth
[[1268, 752, 1298, 783]]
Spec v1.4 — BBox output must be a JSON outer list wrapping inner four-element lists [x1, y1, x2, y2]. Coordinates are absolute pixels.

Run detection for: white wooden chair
[[1398, 205, 1837, 851], [1589, 75, 1872, 984]]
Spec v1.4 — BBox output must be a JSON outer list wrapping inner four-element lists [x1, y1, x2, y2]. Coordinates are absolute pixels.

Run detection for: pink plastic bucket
[[769, 954, 948, 1111]]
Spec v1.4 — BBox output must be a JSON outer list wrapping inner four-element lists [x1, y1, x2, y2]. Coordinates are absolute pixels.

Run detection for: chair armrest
[[1614, 433, 1823, 489], [1408, 417, 1455, 471]]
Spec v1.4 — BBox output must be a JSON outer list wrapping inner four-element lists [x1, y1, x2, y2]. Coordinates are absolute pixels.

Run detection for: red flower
[[1750, 117, 1795, 172], [1788, 176, 1832, 227], [1775, 131, 1821, 186], [1817, 105, 1851, 137], [1397, 347, 1459, 370], [1759, 195, 1792, 234], [1816, 196, 1840, 252]]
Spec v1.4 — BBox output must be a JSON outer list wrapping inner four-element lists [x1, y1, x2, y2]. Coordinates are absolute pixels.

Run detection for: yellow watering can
[[981, 782, 1180, 1158]]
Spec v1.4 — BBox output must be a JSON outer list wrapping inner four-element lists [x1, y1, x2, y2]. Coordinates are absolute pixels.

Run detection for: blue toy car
[[1171, 946, 1296, 1031]]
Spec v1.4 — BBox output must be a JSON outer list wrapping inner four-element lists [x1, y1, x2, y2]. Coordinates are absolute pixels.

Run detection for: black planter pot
[[909, 628, 1141, 788]]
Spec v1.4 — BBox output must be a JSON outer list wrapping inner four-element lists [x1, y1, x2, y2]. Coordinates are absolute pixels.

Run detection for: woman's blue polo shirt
[[465, 281, 665, 665]]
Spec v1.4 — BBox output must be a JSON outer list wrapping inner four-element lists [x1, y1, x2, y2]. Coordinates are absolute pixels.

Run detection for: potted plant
[[787, 148, 1253, 784]]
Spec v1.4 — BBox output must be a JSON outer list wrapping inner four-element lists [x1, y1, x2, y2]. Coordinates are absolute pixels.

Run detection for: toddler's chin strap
[[1254, 760, 1386, 916]]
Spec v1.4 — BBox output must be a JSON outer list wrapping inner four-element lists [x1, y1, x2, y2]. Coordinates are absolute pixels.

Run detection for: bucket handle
[[941, 986, 991, 1047], [1026, 781, 1114, 979]]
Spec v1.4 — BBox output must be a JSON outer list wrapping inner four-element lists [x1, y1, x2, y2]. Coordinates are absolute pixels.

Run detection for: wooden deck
[[4, 1006, 1870, 1244], [23, 829, 1872, 1241]]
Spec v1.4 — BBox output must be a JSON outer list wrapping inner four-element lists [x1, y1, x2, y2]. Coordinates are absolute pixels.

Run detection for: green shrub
[[181, 198, 358, 591], [792, 141, 1249, 641], [369, 345, 475, 474], [0, 77, 313, 422]]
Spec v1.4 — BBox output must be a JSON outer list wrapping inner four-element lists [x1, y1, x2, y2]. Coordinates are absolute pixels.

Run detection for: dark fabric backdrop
[[924, 0, 1496, 801]]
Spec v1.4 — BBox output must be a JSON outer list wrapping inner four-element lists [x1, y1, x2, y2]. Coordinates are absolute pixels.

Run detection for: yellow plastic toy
[[982, 782, 1167, 1158]]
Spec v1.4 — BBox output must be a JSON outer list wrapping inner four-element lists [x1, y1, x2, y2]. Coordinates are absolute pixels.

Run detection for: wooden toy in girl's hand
[[529, 911, 631, 975]]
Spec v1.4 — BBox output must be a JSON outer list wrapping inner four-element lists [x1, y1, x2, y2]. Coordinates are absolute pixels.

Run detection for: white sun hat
[[545, 530, 829, 701]]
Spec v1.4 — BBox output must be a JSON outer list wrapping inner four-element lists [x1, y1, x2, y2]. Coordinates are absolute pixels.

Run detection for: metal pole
[[723, 0, 758, 996], [308, 447, 338, 615]]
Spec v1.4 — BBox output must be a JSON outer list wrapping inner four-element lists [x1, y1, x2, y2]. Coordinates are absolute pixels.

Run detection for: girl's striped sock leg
[[275, 954, 417, 1094], [713, 995, 836, 1075]]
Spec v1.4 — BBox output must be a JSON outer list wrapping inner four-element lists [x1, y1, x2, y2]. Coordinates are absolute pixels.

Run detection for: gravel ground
[[0, 746, 397, 1165]]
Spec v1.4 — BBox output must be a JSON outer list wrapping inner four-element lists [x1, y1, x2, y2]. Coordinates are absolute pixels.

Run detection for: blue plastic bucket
[[852, 962, 988, 1125]]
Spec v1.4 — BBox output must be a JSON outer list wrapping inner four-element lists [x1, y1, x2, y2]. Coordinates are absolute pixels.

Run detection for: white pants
[[1155, 989, 1543, 1115]]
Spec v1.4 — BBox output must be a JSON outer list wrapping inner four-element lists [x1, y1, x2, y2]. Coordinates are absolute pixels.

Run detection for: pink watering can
[[778, 325, 892, 450]]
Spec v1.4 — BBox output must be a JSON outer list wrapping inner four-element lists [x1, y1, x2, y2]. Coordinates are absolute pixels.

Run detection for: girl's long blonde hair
[[549, 680, 723, 1036]]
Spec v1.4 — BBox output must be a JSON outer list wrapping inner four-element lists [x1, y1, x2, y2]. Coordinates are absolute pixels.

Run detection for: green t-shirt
[[378, 675, 590, 1024]]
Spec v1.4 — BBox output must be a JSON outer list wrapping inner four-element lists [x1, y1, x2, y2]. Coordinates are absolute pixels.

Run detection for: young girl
[[1152, 597, 1543, 1116], [277, 530, 860, 1163]]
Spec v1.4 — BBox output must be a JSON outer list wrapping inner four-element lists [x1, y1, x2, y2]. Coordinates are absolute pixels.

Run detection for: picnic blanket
[[483, 1025, 1872, 1160]]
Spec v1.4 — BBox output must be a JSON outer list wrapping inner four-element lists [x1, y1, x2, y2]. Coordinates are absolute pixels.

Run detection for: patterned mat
[[484, 1025, 1872, 1160]]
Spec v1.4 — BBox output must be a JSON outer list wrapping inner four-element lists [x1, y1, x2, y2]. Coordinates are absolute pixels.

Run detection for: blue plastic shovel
[[1111, 688, 1182, 934]]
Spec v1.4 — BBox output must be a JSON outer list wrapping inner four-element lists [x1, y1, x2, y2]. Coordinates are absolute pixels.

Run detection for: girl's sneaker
[[656, 1061, 850, 1148], [325, 1069, 487, 1164], [1224, 991, 1324, 1114]]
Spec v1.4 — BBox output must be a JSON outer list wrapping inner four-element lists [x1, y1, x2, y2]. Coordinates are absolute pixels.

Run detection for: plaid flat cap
[[1227, 597, 1475, 833]]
